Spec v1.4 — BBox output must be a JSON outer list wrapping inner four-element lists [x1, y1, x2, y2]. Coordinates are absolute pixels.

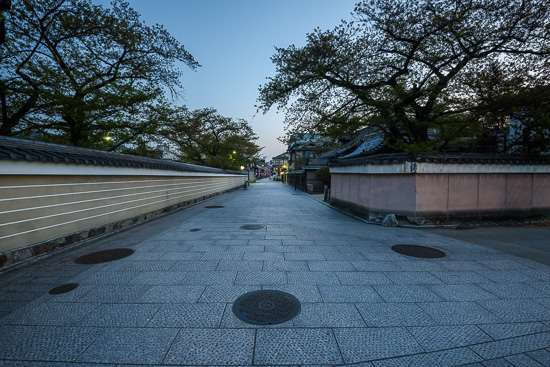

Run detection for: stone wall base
[[330, 197, 550, 227]]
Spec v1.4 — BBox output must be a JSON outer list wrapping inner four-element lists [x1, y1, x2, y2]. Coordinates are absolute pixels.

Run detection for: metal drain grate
[[240, 224, 266, 230], [391, 244, 446, 259], [190, 228, 201, 232], [205, 206, 224, 208], [48, 283, 79, 295], [232, 290, 301, 325], [74, 248, 135, 264]]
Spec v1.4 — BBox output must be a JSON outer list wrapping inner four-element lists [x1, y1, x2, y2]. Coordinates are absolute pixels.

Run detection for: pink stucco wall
[[331, 171, 550, 223]]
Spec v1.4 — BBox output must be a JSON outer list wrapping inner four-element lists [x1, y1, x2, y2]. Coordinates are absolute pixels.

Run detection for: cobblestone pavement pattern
[[1, 179, 550, 366]]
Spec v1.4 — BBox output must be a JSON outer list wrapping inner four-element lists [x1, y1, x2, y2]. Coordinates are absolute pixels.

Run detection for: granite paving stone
[[75, 271, 139, 285], [373, 285, 443, 302], [478, 283, 550, 299], [431, 271, 492, 284], [476, 299, 550, 323], [322, 252, 368, 261], [2, 302, 100, 326], [263, 260, 309, 271], [393, 260, 447, 272], [254, 329, 343, 365], [262, 285, 323, 302], [216, 260, 263, 271], [439, 260, 491, 271], [265, 245, 301, 252], [129, 271, 188, 285], [427, 284, 499, 301], [481, 358, 515, 366], [181, 271, 237, 285], [292, 303, 367, 327], [527, 349, 550, 365], [418, 301, 503, 325], [504, 353, 545, 366], [284, 252, 326, 261], [198, 285, 256, 303], [243, 252, 284, 261], [164, 329, 255, 365], [25, 362, 115, 367], [356, 302, 435, 327], [336, 271, 393, 285], [75, 284, 151, 303], [78, 327, 178, 364], [287, 271, 341, 285], [307, 260, 356, 271], [334, 327, 424, 363], [475, 270, 538, 283], [117, 260, 176, 272], [0, 326, 104, 361], [384, 271, 444, 285], [234, 271, 287, 285], [78, 303, 161, 327], [318, 285, 384, 303], [351, 261, 402, 272], [406, 325, 493, 351], [157, 251, 209, 260], [137, 285, 206, 303], [146, 303, 225, 327], [200, 252, 243, 260], [371, 347, 483, 367], [470, 332, 550, 360]]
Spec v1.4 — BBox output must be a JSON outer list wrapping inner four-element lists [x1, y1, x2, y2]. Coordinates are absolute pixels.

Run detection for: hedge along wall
[[0, 138, 246, 268], [329, 154, 550, 225]]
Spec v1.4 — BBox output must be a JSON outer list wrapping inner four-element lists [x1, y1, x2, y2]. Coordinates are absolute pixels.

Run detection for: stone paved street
[[1, 179, 550, 366]]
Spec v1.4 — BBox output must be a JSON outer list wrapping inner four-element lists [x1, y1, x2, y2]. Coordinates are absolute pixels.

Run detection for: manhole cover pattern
[[391, 244, 446, 259], [205, 206, 224, 208], [74, 248, 135, 264], [240, 224, 266, 230], [233, 290, 301, 325], [190, 228, 201, 232], [48, 283, 79, 295]]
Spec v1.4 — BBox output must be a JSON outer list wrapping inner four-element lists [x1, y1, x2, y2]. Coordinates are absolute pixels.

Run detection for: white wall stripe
[[0, 186, 233, 240], [0, 180, 232, 215], [0, 177, 233, 189], [0, 179, 233, 202], [0, 180, 234, 228]]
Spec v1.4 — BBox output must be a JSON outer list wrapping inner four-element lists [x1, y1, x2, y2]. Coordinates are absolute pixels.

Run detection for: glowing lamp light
[[104, 136, 112, 141]]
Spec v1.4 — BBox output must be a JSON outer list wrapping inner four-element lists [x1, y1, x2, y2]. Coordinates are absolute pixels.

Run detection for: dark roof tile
[[0, 136, 244, 175]]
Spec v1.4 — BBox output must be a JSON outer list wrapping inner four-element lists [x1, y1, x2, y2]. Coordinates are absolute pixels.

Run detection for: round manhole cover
[[74, 248, 135, 264], [240, 224, 266, 230], [205, 206, 224, 209], [48, 283, 79, 295], [391, 244, 446, 259], [233, 290, 301, 325], [190, 228, 201, 232]]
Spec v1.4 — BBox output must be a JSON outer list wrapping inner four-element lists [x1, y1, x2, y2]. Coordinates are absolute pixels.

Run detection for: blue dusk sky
[[95, 0, 358, 160]]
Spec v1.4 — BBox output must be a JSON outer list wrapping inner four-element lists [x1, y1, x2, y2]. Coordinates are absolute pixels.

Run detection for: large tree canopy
[[1, 0, 198, 148], [161, 107, 262, 170], [258, 0, 550, 153]]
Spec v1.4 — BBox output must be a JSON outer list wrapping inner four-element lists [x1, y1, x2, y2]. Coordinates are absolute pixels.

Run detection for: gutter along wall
[[329, 154, 550, 225], [0, 137, 246, 268]]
